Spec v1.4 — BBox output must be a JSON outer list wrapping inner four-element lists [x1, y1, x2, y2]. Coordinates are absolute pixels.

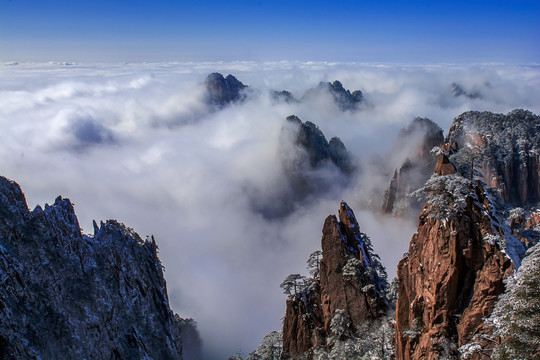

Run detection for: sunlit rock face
[[0, 175, 199, 360], [395, 179, 524, 360], [282, 202, 389, 359], [446, 109, 540, 207]]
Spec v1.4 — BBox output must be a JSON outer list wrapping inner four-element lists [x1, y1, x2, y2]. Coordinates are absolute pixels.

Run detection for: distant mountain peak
[[204, 72, 248, 108]]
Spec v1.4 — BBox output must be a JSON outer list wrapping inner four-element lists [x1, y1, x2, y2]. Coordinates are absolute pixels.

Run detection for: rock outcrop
[[450, 83, 482, 100], [303, 80, 363, 111], [282, 202, 389, 359], [286, 115, 354, 175], [508, 207, 540, 249], [434, 153, 457, 176], [204, 73, 248, 108], [249, 115, 355, 219], [395, 176, 525, 360], [271, 90, 298, 104], [0, 176, 197, 359], [446, 109, 540, 206], [382, 118, 444, 216]]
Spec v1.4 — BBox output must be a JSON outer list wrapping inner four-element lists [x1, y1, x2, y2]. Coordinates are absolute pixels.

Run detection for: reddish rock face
[[395, 181, 516, 360], [510, 208, 540, 249], [282, 288, 324, 357], [319, 203, 388, 331], [282, 202, 388, 359], [434, 153, 456, 176]]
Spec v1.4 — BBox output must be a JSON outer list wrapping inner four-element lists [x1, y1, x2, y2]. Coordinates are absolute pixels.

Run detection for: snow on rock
[[0, 175, 199, 359], [396, 178, 523, 360], [281, 202, 391, 359]]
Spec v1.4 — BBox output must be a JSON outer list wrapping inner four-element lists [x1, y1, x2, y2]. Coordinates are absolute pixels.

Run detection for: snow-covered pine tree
[[306, 250, 322, 279], [489, 243, 540, 359]]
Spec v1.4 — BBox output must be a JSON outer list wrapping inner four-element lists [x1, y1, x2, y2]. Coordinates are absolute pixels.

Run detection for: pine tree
[[489, 243, 540, 359], [306, 250, 322, 279], [279, 274, 305, 296]]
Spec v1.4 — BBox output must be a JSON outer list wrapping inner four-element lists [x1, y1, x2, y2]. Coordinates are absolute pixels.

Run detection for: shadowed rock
[[0, 175, 200, 359], [382, 117, 444, 217], [204, 73, 248, 108], [303, 80, 363, 111]]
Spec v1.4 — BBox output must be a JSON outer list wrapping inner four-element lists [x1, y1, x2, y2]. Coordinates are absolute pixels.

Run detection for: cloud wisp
[[1, 61, 539, 359]]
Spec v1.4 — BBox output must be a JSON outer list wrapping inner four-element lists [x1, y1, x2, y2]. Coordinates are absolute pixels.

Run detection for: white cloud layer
[[1, 61, 539, 359]]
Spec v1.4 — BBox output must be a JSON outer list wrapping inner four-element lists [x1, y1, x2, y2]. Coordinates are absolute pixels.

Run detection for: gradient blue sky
[[1, 0, 539, 63]]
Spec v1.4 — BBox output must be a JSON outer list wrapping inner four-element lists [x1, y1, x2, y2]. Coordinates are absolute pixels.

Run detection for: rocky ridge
[[204, 72, 364, 111], [285, 115, 354, 175], [0, 176, 199, 359], [446, 109, 540, 206], [300, 80, 363, 111]]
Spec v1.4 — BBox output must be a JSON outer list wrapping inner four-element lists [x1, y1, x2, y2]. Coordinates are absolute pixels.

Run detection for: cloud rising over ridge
[[1, 61, 539, 359]]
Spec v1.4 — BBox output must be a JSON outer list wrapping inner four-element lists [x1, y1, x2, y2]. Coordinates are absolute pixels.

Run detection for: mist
[[1, 61, 539, 359]]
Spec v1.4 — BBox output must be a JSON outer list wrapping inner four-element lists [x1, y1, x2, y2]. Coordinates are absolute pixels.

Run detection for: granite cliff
[[281, 202, 392, 359], [0, 176, 200, 359], [302, 81, 363, 111], [446, 109, 540, 207], [249, 115, 355, 219], [204, 73, 248, 108], [396, 175, 525, 359]]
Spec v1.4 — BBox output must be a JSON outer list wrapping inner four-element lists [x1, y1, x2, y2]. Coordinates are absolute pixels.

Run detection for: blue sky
[[1, 0, 539, 63]]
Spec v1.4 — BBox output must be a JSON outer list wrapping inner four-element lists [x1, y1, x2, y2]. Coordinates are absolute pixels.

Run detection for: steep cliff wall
[[446, 109, 540, 206], [382, 117, 444, 216], [396, 177, 525, 360], [282, 202, 389, 359], [0, 175, 195, 359]]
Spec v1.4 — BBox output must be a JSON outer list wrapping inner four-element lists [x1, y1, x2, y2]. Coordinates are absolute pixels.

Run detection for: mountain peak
[[204, 72, 248, 108]]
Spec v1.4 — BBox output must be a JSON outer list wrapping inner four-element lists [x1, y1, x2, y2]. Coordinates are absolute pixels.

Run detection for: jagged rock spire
[[282, 202, 389, 359]]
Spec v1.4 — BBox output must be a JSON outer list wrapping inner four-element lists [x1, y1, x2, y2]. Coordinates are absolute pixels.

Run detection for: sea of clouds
[[1, 61, 539, 359]]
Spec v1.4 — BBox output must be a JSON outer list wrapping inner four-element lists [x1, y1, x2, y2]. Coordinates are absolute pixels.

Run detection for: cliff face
[[285, 115, 354, 175], [395, 177, 524, 360], [282, 202, 389, 359], [382, 118, 444, 216], [0, 176, 196, 359], [446, 109, 540, 206], [250, 115, 355, 219]]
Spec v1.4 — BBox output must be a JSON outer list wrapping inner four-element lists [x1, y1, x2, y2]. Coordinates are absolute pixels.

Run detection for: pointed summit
[[282, 202, 390, 359]]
